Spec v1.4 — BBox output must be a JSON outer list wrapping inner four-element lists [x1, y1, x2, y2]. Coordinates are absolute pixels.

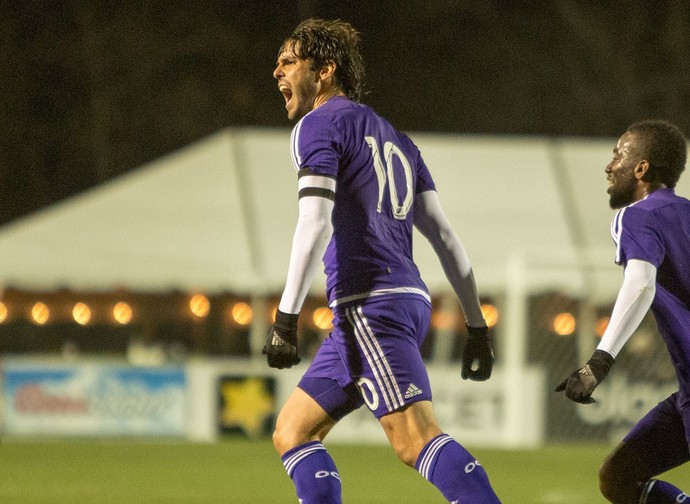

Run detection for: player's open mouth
[[279, 84, 292, 106]]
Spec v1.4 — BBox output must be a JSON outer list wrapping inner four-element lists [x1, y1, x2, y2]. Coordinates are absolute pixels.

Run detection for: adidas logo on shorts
[[404, 383, 423, 399]]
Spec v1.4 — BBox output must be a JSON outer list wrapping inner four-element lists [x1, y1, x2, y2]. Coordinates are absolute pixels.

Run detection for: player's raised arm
[[262, 169, 335, 369], [413, 189, 494, 381]]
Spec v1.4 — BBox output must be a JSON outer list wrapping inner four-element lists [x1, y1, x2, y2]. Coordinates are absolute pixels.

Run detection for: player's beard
[[608, 168, 638, 209]]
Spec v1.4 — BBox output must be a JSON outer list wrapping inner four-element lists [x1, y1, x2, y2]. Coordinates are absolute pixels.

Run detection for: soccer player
[[556, 120, 690, 503], [263, 18, 501, 504]]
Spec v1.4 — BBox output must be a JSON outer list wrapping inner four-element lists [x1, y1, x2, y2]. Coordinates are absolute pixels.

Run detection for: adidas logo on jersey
[[404, 383, 422, 399]]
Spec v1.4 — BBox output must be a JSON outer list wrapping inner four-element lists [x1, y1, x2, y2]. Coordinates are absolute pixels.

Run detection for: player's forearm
[[432, 231, 485, 327], [597, 259, 656, 358], [414, 191, 485, 327], [278, 199, 333, 314]]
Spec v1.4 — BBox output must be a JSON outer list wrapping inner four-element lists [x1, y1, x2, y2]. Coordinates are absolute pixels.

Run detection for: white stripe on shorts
[[346, 305, 404, 413]]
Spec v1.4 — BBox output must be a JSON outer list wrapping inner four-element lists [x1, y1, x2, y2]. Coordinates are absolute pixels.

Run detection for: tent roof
[[2, 128, 686, 301]]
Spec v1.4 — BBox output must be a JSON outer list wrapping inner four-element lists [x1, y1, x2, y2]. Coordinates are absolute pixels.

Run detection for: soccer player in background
[[556, 120, 690, 503], [262, 18, 501, 504]]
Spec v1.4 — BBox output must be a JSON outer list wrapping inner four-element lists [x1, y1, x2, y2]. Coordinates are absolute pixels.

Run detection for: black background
[[3, 1, 689, 225]]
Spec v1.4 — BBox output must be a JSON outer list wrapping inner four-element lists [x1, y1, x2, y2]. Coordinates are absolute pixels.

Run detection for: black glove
[[555, 350, 615, 404], [461, 325, 494, 381], [262, 310, 301, 369]]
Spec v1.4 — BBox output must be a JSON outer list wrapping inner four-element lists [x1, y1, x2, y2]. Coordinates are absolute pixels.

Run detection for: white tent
[[1, 127, 686, 301]]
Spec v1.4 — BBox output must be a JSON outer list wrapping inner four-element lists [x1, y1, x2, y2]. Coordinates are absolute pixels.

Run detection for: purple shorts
[[298, 296, 432, 420], [622, 392, 690, 473]]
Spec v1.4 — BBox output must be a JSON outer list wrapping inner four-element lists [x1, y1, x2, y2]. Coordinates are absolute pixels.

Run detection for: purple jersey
[[611, 188, 690, 394], [290, 96, 436, 307]]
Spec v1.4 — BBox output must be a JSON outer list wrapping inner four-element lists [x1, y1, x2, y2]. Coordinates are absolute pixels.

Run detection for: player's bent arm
[[597, 259, 657, 358], [278, 171, 335, 314], [413, 190, 485, 327]]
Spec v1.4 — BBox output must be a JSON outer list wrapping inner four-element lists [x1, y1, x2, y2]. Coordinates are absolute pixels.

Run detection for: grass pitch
[[0, 438, 686, 503]]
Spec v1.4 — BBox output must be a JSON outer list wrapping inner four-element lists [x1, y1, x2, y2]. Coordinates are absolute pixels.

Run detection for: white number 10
[[365, 136, 413, 220]]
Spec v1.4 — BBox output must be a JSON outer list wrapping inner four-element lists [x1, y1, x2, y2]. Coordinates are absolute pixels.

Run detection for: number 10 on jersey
[[366, 136, 414, 220]]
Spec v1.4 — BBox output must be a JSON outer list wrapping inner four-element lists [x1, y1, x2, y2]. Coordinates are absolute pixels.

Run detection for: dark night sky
[[2, 1, 689, 225]]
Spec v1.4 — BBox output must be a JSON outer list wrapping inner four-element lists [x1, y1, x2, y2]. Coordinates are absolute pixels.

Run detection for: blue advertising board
[[2, 362, 186, 436]]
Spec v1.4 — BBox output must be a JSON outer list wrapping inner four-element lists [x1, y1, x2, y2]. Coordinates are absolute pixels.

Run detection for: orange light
[[72, 302, 91, 325], [431, 309, 456, 330], [595, 317, 609, 338], [0, 302, 7, 323], [113, 302, 133, 325], [481, 304, 499, 328], [31, 302, 50, 325], [231, 302, 253, 325], [312, 307, 333, 330], [190, 294, 210, 318], [552, 312, 576, 336]]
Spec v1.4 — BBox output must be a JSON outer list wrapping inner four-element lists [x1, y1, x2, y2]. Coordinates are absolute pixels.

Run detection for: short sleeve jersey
[[611, 188, 690, 391], [290, 96, 436, 307]]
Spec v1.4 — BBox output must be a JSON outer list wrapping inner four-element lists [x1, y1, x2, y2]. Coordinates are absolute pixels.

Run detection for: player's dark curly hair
[[279, 18, 366, 102], [627, 120, 687, 188]]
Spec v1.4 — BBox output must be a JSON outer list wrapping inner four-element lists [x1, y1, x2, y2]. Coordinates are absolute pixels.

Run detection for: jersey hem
[[328, 287, 431, 308]]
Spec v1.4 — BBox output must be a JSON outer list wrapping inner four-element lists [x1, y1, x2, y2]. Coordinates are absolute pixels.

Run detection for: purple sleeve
[[413, 148, 436, 194], [616, 207, 664, 267], [291, 114, 340, 177]]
